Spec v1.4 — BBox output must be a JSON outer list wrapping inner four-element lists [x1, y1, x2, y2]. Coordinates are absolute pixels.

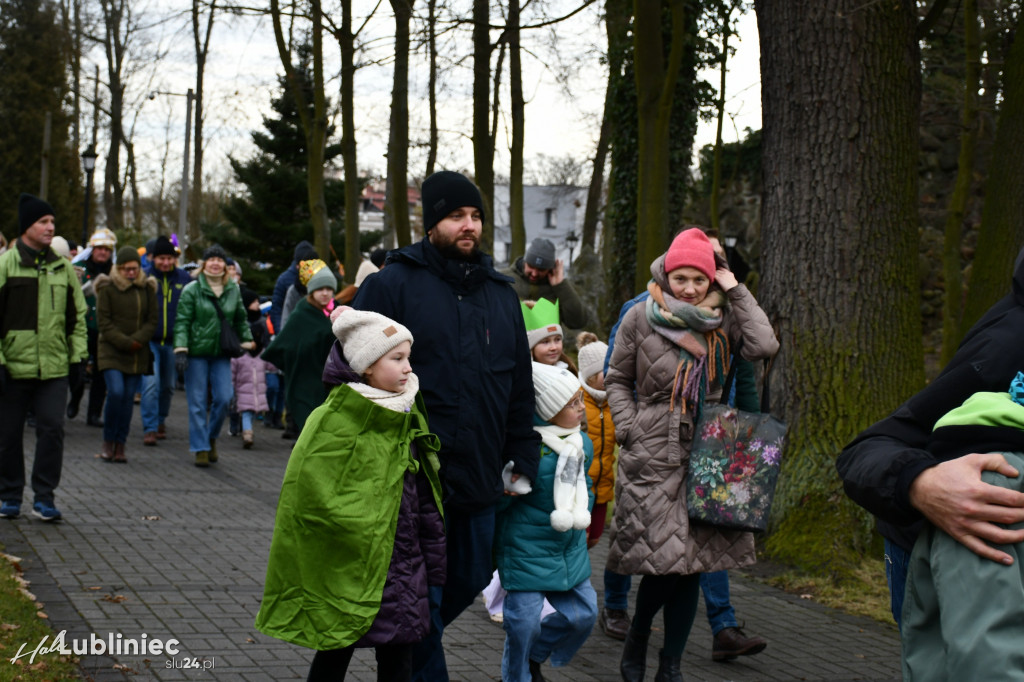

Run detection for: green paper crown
[[521, 298, 560, 331]]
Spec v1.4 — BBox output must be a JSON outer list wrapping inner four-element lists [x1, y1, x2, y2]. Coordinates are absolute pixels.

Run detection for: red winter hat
[[664, 228, 715, 282]]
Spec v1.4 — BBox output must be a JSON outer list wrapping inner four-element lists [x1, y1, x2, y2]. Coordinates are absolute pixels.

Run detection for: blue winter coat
[[495, 433, 594, 592], [145, 264, 193, 346], [352, 237, 540, 512]]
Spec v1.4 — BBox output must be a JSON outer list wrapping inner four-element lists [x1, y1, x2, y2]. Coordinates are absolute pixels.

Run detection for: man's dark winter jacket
[[352, 237, 540, 512], [270, 241, 317, 333], [145, 263, 192, 346], [837, 247, 1024, 551]]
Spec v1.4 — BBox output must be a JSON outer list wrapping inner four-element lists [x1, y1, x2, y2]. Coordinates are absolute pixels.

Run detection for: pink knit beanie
[[664, 228, 716, 282]]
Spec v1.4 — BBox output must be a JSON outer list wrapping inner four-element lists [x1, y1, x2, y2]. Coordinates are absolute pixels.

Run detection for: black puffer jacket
[[837, 247, 1024, 550], [352, 237, 540, 512]]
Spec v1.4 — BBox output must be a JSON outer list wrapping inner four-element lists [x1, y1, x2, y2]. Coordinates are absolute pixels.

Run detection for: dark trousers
[[69, 329, 106, 418], [411, 504, 496, 682], [0, 376, 68, 504], [307, 643, 413, 682]]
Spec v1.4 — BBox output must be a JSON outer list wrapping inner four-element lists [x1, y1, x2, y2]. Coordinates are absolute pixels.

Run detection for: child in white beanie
[[493, 361, 597, 682], [257, 307, 445, 682], [576, 331, 616, 549]]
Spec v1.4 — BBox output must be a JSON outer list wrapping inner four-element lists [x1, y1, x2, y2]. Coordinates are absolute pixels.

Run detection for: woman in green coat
[[95, 247, 157, 463], [172, 245, 253, 467]]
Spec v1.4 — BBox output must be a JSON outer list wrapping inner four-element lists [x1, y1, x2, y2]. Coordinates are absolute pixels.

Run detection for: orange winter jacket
[[583, 390, 617, 504]]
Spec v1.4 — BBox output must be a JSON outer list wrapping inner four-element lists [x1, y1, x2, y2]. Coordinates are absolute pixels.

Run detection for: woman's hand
[[715, 267, 738, 291]]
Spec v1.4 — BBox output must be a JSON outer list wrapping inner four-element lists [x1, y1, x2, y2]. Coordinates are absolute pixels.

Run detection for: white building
[[491, 184, 594, 267]]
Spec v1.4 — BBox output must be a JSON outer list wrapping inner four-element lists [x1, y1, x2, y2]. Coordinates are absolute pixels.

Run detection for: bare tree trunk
[[387, 0, 412, 247], [756, 0, 923, 574], [509, 1, 526, 262], [473, 0, 495, 250], [192, 0, 217, 244], [100, 0, 128, 232], [425, 0, 438, 178], [632, 0, 686, 293], [339, 0, 361, 277], [961, 13, 1024, 332], [270, 0, 330, 257], [710, 0, 737, 231], [581, 103, 610, 253]]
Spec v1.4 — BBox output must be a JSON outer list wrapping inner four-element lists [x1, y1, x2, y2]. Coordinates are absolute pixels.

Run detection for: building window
[[544, 208, 557, 229]]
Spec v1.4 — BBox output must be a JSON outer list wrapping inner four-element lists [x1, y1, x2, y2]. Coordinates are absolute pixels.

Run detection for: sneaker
[[31, 501, 62, 522], [0, 500, 21, 519]]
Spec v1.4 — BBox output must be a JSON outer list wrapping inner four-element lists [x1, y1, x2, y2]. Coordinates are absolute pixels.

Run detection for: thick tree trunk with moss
[[959, 16, 1024, 336], [756, 0, 924, 575]]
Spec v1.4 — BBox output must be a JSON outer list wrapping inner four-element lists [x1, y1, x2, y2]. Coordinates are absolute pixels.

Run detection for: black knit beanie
[[421, 171, 485, 232], [203, 244, 228, 261], [18, 193, 55, 234], [151, 235, 178, 258]]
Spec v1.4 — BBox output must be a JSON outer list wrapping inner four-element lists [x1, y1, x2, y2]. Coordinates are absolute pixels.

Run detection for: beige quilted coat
[[606, 263, 779, 576]]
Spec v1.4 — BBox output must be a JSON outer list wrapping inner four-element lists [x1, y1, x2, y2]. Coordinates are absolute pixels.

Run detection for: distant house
[[492, 184, 593, 267], [356, 180, 422, 247]]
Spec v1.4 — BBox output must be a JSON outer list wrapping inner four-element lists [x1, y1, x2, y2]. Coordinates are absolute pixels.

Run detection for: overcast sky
[[86, 2, 760, 195]]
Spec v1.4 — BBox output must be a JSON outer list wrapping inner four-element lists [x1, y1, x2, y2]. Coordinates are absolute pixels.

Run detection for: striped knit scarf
[[645, 280, 730, 416]]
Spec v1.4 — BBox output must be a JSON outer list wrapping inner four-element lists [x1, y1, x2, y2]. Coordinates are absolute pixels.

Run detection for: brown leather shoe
[[599, 607, 631, 641], [712, 626, 767, 661], [112, 442, 127, 463], [100, 441, 114, 462], [143, 431, 157, 446], [156, 423, 167, 440]]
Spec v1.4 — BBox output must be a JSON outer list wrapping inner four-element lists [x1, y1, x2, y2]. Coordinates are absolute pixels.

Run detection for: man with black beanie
[[0, 194, 88, 521], [353, 170, 540, 681]]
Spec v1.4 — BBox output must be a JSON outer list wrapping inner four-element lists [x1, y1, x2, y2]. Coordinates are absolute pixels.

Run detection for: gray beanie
[[524, 238, 556, 270], [306, 266, 337, 293], [332, 309, 414, 374], [532, 362, 581, 422]]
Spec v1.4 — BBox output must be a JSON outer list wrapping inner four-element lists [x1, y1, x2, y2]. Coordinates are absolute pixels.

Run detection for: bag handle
[[208, 292, 227, 322], [718, 337, 777, 414]]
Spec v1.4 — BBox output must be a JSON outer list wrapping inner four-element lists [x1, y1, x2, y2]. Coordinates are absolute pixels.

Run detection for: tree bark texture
[[757, 0, 924, 573], [340, 0, 361, 278], [960, 15, 1024, 337], [473, 0, 495, 250], [100, 0, 127, 232], [425, 0, 438, 178], [510, 0, 526, 262], [191, 0, 216, 247], [387, 0, 412, 248]]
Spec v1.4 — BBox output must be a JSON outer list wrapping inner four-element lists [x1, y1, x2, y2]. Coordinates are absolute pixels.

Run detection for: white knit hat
[[532, 362, 581, 421], [332, 308, 413, 374], [50, 236, 71, 259], [354, 259, 379, 287], [577, 339, 608, 382]]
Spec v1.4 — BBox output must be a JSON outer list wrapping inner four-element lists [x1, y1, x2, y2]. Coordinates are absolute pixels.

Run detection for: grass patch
[[0, 549, 80, 681], [748, 555, 897, 627]]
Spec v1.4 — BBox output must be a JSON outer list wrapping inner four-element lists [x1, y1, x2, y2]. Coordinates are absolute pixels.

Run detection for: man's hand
[[548, 259, 565, 286], [909, 453, 1024, 564], [68, 362, 85, 392]]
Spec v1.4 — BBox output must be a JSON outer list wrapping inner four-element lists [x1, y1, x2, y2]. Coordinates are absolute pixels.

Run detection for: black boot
[[653, 649, 682, 682], [281, 413, 298, 440], [620, 628, 650, 682]]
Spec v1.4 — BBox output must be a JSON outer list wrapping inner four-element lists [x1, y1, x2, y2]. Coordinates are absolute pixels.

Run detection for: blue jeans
[[502, 579, 597, 681], [240, 410, 254, 431], [140, 343, 177, 433], [885, 538, 910, 629], [265, 372, 284, 414], [411, 505, 497, 682], [604, 568, 632, 611], [184, 356, 232, 453], [700, 570, 738, 635], [102, 370, 141, 444]]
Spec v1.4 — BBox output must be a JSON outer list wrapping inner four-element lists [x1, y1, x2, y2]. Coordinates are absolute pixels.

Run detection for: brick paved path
[[0, 394, 901, 681]]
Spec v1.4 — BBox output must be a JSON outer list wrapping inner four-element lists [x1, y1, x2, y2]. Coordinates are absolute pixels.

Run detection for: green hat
[[521, 299, 562, 349], [116, 245, 140, 265]]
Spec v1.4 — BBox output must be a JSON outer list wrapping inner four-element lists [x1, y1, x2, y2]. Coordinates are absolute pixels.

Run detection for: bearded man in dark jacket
[[837, 247, 1024, 625], [352, 170, 540, 682]]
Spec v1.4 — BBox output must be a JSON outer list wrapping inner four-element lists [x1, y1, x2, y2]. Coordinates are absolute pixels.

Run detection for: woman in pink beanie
[[605, 226, 778, 681]]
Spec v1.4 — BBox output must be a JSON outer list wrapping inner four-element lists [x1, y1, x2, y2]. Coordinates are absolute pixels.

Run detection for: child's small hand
[[505, 473, 523, 496]]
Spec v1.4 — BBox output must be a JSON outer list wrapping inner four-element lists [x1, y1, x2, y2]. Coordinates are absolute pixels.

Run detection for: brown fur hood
[[94, 267, 156, 293]]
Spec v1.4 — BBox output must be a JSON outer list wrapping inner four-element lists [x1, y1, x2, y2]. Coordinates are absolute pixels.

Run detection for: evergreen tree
[[211, 46, 361, 295], [0, 0, 81, 238]]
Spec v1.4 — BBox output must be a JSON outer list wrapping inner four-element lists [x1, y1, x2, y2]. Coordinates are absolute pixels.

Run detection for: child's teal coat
[[495, 436, 594, 592]]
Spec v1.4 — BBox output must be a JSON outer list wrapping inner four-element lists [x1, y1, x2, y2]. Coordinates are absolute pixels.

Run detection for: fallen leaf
[[141, 515, 161, 521], [86, 586, 102, 591], [246, 637, 255, 643], [36, 611, 48, 619], [800, 593, 813, 600], [101, 594, 128, 603], [0, 623, 20, 631]]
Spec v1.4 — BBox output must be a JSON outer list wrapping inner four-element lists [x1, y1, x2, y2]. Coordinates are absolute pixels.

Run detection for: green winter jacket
[[902, 392, 1024, 681], [495, 431, 594, 592], [0, 240, 88, 380], [95, 268, 157, 375], [172, 273, 252, 357], [255, 385, 443, 650]]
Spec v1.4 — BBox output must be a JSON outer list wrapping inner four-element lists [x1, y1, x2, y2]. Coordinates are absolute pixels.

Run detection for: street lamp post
[[80, 146, 98, 245], [565, 230, 579, 269]]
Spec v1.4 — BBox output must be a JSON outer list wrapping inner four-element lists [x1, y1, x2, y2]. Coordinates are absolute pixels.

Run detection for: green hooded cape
[[255, 384, 443, 650]]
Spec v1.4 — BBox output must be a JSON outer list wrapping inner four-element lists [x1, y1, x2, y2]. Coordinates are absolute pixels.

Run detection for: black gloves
[[68, 362, 85, 392], [175, 352, 189, 375]]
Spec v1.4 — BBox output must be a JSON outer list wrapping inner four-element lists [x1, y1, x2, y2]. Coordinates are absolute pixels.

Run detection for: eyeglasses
[[567, 393, 585, 410], [119, 265, 140, 273]]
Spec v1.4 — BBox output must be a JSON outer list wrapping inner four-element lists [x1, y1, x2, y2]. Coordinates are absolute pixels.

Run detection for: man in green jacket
[[501, 237, 591, 330], [0, 194, 88, 521]]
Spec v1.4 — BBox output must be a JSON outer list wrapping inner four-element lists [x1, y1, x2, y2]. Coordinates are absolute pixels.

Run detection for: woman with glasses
[[94, 246, 157, 463]]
